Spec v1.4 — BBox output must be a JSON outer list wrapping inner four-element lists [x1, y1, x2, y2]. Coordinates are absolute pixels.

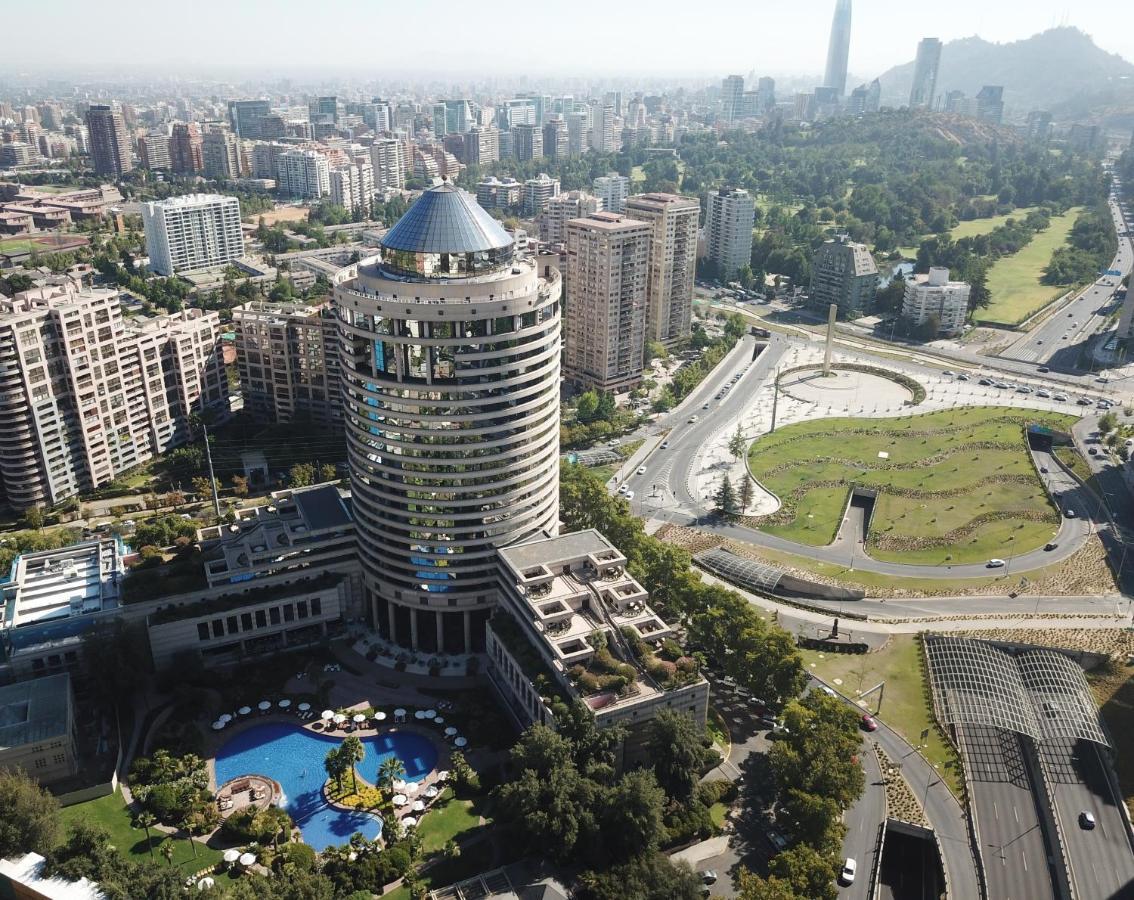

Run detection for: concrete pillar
[[409, 608, 419, 650], [463, 611, 472, 654], [436, 611, 445, 653], [387, 602, 397, 644], [823, 302, 837, 376]]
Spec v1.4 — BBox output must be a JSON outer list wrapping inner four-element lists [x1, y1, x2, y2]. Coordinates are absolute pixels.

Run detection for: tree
[[728, 425, 747, 460], [377, 756, 406, 794], [646, 710, 708, 802], [599, 769, 667, 862], [739, 475, 754, 513], [230, 475, 249, 498], [289, 462, 316, 487], [713, 474, 739, 521], [443, 838, 461, 860], [510, 724, 574, 777], [319, 463, 338, 483], [324, 746, 347, 792], [190, 475, 216, 499], [258, 807, 293, 850], [577, 852, 703, 900], [158, 838, 175, 867], [23, 506, 44, 531], [134, 810, 157, 861], [0, 769, 60, 860], [340, 735, 365, 794]]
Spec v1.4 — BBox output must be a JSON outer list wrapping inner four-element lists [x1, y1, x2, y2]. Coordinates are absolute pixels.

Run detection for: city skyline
[[2, 0, 1132, 79]]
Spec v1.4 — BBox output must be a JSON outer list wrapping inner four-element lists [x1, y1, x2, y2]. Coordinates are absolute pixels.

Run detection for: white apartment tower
[[901, 267, 970, 336], [330, 162, 375, 216], [624, 193, 700, 347], [369, 138, 405, 192], [523, 173, 560, 217], [705, 187, 756, 280], [277, 149, 331, 199], [141, 193, 245, 276], [538, 191, 602, 244], [588, 102, 615, 153], [593, 172, 630, 213], [564, 212, 650, 393]]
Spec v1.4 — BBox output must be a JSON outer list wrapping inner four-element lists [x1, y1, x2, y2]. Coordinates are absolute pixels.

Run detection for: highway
[[841, 740, 886, 900]]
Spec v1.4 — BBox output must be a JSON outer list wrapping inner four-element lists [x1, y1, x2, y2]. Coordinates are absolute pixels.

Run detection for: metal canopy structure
[[694, 546, 785, 594], [924, 635, 1108, 747]]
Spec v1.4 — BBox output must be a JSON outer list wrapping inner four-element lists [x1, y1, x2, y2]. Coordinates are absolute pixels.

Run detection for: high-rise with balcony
[[141, 194, 245, 276], [624, 193, 700, 347], [333, 183, 562, 653], [909, 38, 943, 109], [233, 300, 341, 427], [564, 212, 649, 393], [277, 149, 330, 199], [329, 162, 374, 217], [538, 191, 602, 245], [85, 105, 132, 177], [0, 283, 227, 511], [202, 130, 241, 179], [169, 123, 204, 174], [524, 173, 560, 217], [369, 139, 404, 192], [588, 102, 615, 152], [823, 0, 853, 97], [809, 235, 879, 318], [705, 187, 756, 280], [593, 172, 630, 213], [511, 123, 543, 162]]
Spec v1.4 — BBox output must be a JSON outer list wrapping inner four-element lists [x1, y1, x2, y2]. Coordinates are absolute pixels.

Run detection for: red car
[[861, 714, 878, 732]]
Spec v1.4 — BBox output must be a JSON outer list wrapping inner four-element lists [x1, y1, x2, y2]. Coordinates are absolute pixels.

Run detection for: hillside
[[877, 27, 1134, 117]]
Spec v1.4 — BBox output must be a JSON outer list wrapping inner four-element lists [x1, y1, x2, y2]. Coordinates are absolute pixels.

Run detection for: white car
[[839, 858, 857, 886], [623, 490, 635, 501], [987, 558, 1006, 568], [636, 466, 647, 475]]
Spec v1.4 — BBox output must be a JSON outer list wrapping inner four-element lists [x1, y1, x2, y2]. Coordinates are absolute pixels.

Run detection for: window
[[241, 613, 253, 631], [283, 605, 295, 622], [197, 623, 209, 641], [255, 610, 267, 629], [35, 758, 46, 769], [212, 619, 224, 638], [269, 607, 281, 625], [310, 597, 322, 616], [297, 601, 309, 619], [227, 615, 238, 634], [53, 753, 66, 765]]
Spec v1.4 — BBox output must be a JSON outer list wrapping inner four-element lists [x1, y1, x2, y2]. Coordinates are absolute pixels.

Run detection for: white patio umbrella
[[424, 785, 439, 799], [436, 770, 450, 781], [218, 713, 233, 723], [373, 711, 387, 721], [433, 716, 444, 725], [412, 800, 425, 812], [423, 709, 437, 719], [238, 706, 252, 716], [197, 877, 215, 891], [444, 726, 458, 737], [333, 713, 347, 725], [401, 816, 417, 828], [321, 710, 335, 721], [413, 710, 426, 720], [258, 701, 272, 712], [211, 721, 225, 731], [223, 849, 241, 865], [352, 713, 366, 724], [278, 699, 291, 709], [454, 736, 468, 748], [392, 779, 407, 792], [404, 781, 420, 795], [392, 793, 407, 807], [238, 852, 256, 867], [298, 702, 311, 712]]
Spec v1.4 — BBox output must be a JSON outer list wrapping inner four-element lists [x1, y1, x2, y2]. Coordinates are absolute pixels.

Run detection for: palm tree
[[159, 838, 175, 867], [180, 819, 198, 858], [134, 811, 157, 861], [260, 807, 292, 850], [324, 746, 345, 792], [377, 756, 406, 795], [341, 736, 365, 794]]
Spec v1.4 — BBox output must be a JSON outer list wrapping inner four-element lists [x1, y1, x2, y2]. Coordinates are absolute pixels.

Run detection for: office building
[[141, 193, 245, 275], [756, 77, 776, 113], [369, 138, 404, 192], [476, 176, 522, 210], [1026, 111, 1053, 143], [432, 100, 474, 136], [464, 126, 499, 166], [823, 0, 853, 97], [497, 98, 537, 130], [329, 162, 374, 216], [593, 171, 630, 213], [588, 102, 615, 152], [138, 132, 172, 171], [705, 187, 756, 280], [229, 99, 273, 139], [848, 80, 882, 115], [333, 183, 562, 652], [512, 123, 543, 162], [0, 674, 77, 783], [901, 267, 970, 336], [625, 192, 700, 347], [909, 38, 943, 109], [487, 530, 709, 768], [0, 143, 34, 167], [538, 190, 602, 244], [277, 148, 331, 199], [0, 283, 227, 510], [976, 85, 1005, 125], [721, 75, 745, 122], [202, 130, 241, 179], [233, 300, 341, 427], [85, 104, 132, 176], [564, 212, 650, 393], [169, 122, 204, 174], [566, 111, 589, 156], [524, 172, 560, 216], [809, 235, 879, 318]]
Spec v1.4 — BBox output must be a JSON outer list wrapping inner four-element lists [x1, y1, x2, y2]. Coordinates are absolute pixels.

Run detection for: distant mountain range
[[876, 28, 1134, 121]]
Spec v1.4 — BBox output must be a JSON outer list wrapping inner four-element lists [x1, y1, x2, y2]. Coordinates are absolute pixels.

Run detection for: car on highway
[[1038, 366, 1050, 373], [943, 369, 955, 376], [688, 415, 699, 423], [957, 373, 970, 381], [660, 441, 669, 449], [978, 377, 993, 386], [1017, 386, 1033, 394], [1054, 394, 1068, 402], [987, 558, 1006, 568], [618, 485, 629, 495], [1068, 311, 1075, 317], [1037, 390, 1051, 398], [995, 382, 1010, 389], [702, 402, 710, 409], [1079, 811, 1097, 830], [1065, 508, 1077, 518], [839, 858, 857, 886], [623, 490, 635, 500], [1040, 465, 1049, 473], [636, 466, 647, 475], [1045, 542, 1059, 551], [1078, 398, 1094, 405], [861, 714, 878, 732]]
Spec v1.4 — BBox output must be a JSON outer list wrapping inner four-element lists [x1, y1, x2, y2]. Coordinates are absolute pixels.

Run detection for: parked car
[[701, 870, 718, 885], [861, 714, 878, 732], [839, 858, 858, 886], [1054, 394, 1068, 402], [978, 377, 993, 386], [660, 441, 670, 449]]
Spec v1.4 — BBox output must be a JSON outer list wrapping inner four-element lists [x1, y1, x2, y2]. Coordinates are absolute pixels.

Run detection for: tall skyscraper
[[141, 194, 245, 275], [624, 193, 700, 347], [593, 172, 630, 213], [756, 77, 777, 113], [369, 138, 404, 192], [202, 130, 241, 179], [588, 102, 615, 152], [277, 149, 330, 199], [909, 38, 943, 109], [228, 100, 272, 140], [333, 183, 562, 652], [705, 188, 756, 280], [823, 0, 853, 97], [542, 119, 568, 161], [975, 85, 1005, 125], [169, 123, 203, 174], [85, 104, 132, 176], [721, 75, 745, 122], [564, 212, 650, 393], [511, 123, 543, 162]]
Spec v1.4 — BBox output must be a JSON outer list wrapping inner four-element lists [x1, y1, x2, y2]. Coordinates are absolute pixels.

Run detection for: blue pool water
[[214, 723, 438, 851]]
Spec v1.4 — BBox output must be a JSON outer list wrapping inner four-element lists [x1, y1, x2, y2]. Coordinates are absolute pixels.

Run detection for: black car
[[978, 378, 993, 386], [1038, 366, 1050, 373], [1045, 542, 1058, 551]]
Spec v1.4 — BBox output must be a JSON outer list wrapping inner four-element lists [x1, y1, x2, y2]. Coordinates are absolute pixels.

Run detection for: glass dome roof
[[380, 182, 514, 254]]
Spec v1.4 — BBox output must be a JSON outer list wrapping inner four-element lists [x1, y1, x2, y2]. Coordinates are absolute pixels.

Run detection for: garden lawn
[[416, 789, 484, 855], [747, 407, 1075, 563], [800, 636, 962, 796], [58, 789, 223, 873], [949, 207, 1039, 241], [978, 207, 1083, 326]]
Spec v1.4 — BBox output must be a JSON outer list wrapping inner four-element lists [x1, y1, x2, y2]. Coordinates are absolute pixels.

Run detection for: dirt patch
[[252, 206, 309, 226]]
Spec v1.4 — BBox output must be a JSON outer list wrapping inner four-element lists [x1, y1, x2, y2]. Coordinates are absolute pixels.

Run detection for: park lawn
[[868, 517, 1061, 566], [800, 636, 963, 796], [949, 206, 1039, 241], [0, 238, 40, 254], [762, 486, 847, 546], [978, 207, 1083, 326], [58, 789, 223, 873], [417, 789, 484, 856]]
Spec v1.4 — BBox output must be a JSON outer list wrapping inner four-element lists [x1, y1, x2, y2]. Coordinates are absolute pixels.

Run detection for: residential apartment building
[[909, 38, 943, 109], [512, 123, 543, 162], [564, 212, 650, 393], [232, 299, 342, 427], [809, 235, 880, 318], [566, 112, 589, 156], [141, 193, 245, 275], [523, 172, 560, 217], [542, 119, 568, 161], [476, 176, 522, 211], [463, 127, 500, 166], [538, 191, 602, 244], [593, 172, 630, 213], [329, 162, 374, 216], [202, 130, 241, 179], [487, 530, 709, 768], [369, 138, 404, 192], [625, 192, 699, 347], [588, 102, 615, 153], [85, 104, 132, 176], [138, 133, 172, 171], [705, 187, 756, 280], [901, 267, 970, 335], [251, 142, 286, 181], [0, 283, 228, 510], [277, 148, 331, 199], [169, 122, 204, 174]]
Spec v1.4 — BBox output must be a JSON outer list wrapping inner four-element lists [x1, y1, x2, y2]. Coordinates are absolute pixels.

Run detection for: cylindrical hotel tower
[[334, 183, 562, 653]]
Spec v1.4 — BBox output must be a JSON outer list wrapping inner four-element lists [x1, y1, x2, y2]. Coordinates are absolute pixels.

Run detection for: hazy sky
[[4, 0, 1133, 80]]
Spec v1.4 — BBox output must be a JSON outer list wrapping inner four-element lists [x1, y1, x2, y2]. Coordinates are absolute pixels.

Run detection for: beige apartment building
[[232, 300, 342, 428], [0, 283, 228, 510], [564, 212, 650, 393], [624, 192, 700, 347]]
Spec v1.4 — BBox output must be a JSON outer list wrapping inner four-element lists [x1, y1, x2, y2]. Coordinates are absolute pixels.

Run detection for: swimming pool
[[214, 723, 438, 851]]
